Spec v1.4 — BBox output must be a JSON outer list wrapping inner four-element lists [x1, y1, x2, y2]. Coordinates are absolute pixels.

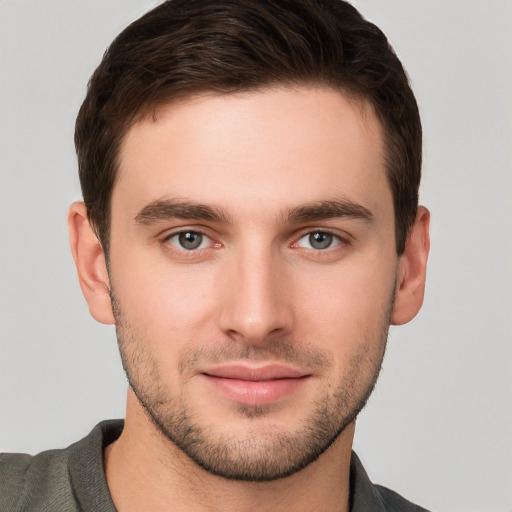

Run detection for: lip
[[203, 364, 306, 381], [199, 364, 311, 406]]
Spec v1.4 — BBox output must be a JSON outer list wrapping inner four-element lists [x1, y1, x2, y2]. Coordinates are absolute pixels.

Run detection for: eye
[[166, 231, 211, 251], [295, 231, 342, 250]]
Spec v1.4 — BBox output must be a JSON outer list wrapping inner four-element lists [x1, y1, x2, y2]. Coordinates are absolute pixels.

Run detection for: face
[[108, 87, 399, 480]]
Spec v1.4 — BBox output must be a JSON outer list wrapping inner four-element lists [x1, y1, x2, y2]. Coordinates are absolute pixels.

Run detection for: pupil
[[179, 232, 202, 250], [309, 232, 332, 249]]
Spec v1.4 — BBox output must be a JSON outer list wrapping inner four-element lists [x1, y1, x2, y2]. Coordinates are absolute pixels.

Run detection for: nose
[[217, 245, 294, 344]]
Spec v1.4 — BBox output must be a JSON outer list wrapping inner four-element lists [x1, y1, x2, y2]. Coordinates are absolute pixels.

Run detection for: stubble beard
[[111, 289, 393, 482]]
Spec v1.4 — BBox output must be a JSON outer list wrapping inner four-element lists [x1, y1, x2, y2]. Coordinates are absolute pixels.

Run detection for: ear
[[68, 201, 115, 325], [391, 206, 430, 325]]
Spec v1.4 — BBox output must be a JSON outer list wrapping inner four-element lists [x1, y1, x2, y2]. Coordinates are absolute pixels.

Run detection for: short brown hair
[[75, 0, 421, 255]]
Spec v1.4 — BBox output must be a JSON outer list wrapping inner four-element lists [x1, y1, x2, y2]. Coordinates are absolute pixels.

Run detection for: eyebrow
[[134, 198, 374, 226], [285, 199, 374, 224], [135, 199, 231, 225]]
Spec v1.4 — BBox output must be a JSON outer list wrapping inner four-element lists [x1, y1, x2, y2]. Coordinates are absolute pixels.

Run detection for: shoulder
[[0, 448, 75, 511], [374, 484, 431, 512], [0, 420, 123, 512], [350, 451, 431, 512]]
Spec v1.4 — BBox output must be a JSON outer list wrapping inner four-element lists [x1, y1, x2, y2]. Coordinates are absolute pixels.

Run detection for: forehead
[[114, 86, 390, 221]]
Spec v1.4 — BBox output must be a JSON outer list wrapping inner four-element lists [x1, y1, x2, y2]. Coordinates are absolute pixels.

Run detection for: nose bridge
[[219, 239, 292, 343]]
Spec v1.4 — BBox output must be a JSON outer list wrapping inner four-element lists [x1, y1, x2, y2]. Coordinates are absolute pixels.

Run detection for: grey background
[[1, 1, 511, 511]]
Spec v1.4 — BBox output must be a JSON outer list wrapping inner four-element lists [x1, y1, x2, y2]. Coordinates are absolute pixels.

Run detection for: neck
[[105, 391, 354, 512]]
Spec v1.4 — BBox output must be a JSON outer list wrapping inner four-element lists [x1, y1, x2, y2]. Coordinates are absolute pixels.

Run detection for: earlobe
[[68, 201, 115, 325], [391, 206, 430, 326]]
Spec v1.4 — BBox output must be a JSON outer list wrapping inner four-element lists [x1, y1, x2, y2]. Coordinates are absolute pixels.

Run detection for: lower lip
[[202, 375, 308, 406]]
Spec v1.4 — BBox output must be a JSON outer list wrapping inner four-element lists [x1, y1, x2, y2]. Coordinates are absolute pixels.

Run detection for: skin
[[69, 86, 430, 511]]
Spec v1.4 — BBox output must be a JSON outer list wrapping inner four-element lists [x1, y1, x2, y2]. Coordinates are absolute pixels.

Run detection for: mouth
[[199, 364, 312, 406]]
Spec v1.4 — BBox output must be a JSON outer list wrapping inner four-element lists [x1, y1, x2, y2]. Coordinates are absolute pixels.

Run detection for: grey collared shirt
[[0, 420, 430, 511]]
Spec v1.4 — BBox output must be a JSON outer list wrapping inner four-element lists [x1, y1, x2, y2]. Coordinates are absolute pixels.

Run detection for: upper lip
[[201, 364, 308, 381]]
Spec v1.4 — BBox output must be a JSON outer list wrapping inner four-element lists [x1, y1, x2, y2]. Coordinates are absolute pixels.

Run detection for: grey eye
[[177, 231, 204, 250], [308, 232, 333, 249], [295, 231, 341, 250]]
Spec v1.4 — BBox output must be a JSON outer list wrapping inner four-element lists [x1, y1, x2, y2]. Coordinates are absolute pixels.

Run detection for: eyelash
[[161, 228, 349, 256], [290, 230, 349, 252], [163, 230, 218, 253]]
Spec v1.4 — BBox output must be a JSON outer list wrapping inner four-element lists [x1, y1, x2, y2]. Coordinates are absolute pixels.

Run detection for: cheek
[[110, 253, 219, 338], [301, 262, 395, 309], [293, 258, 396, 351]]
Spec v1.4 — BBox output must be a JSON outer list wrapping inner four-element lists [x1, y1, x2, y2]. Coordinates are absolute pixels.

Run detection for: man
[[0, 0, 430, 510]]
